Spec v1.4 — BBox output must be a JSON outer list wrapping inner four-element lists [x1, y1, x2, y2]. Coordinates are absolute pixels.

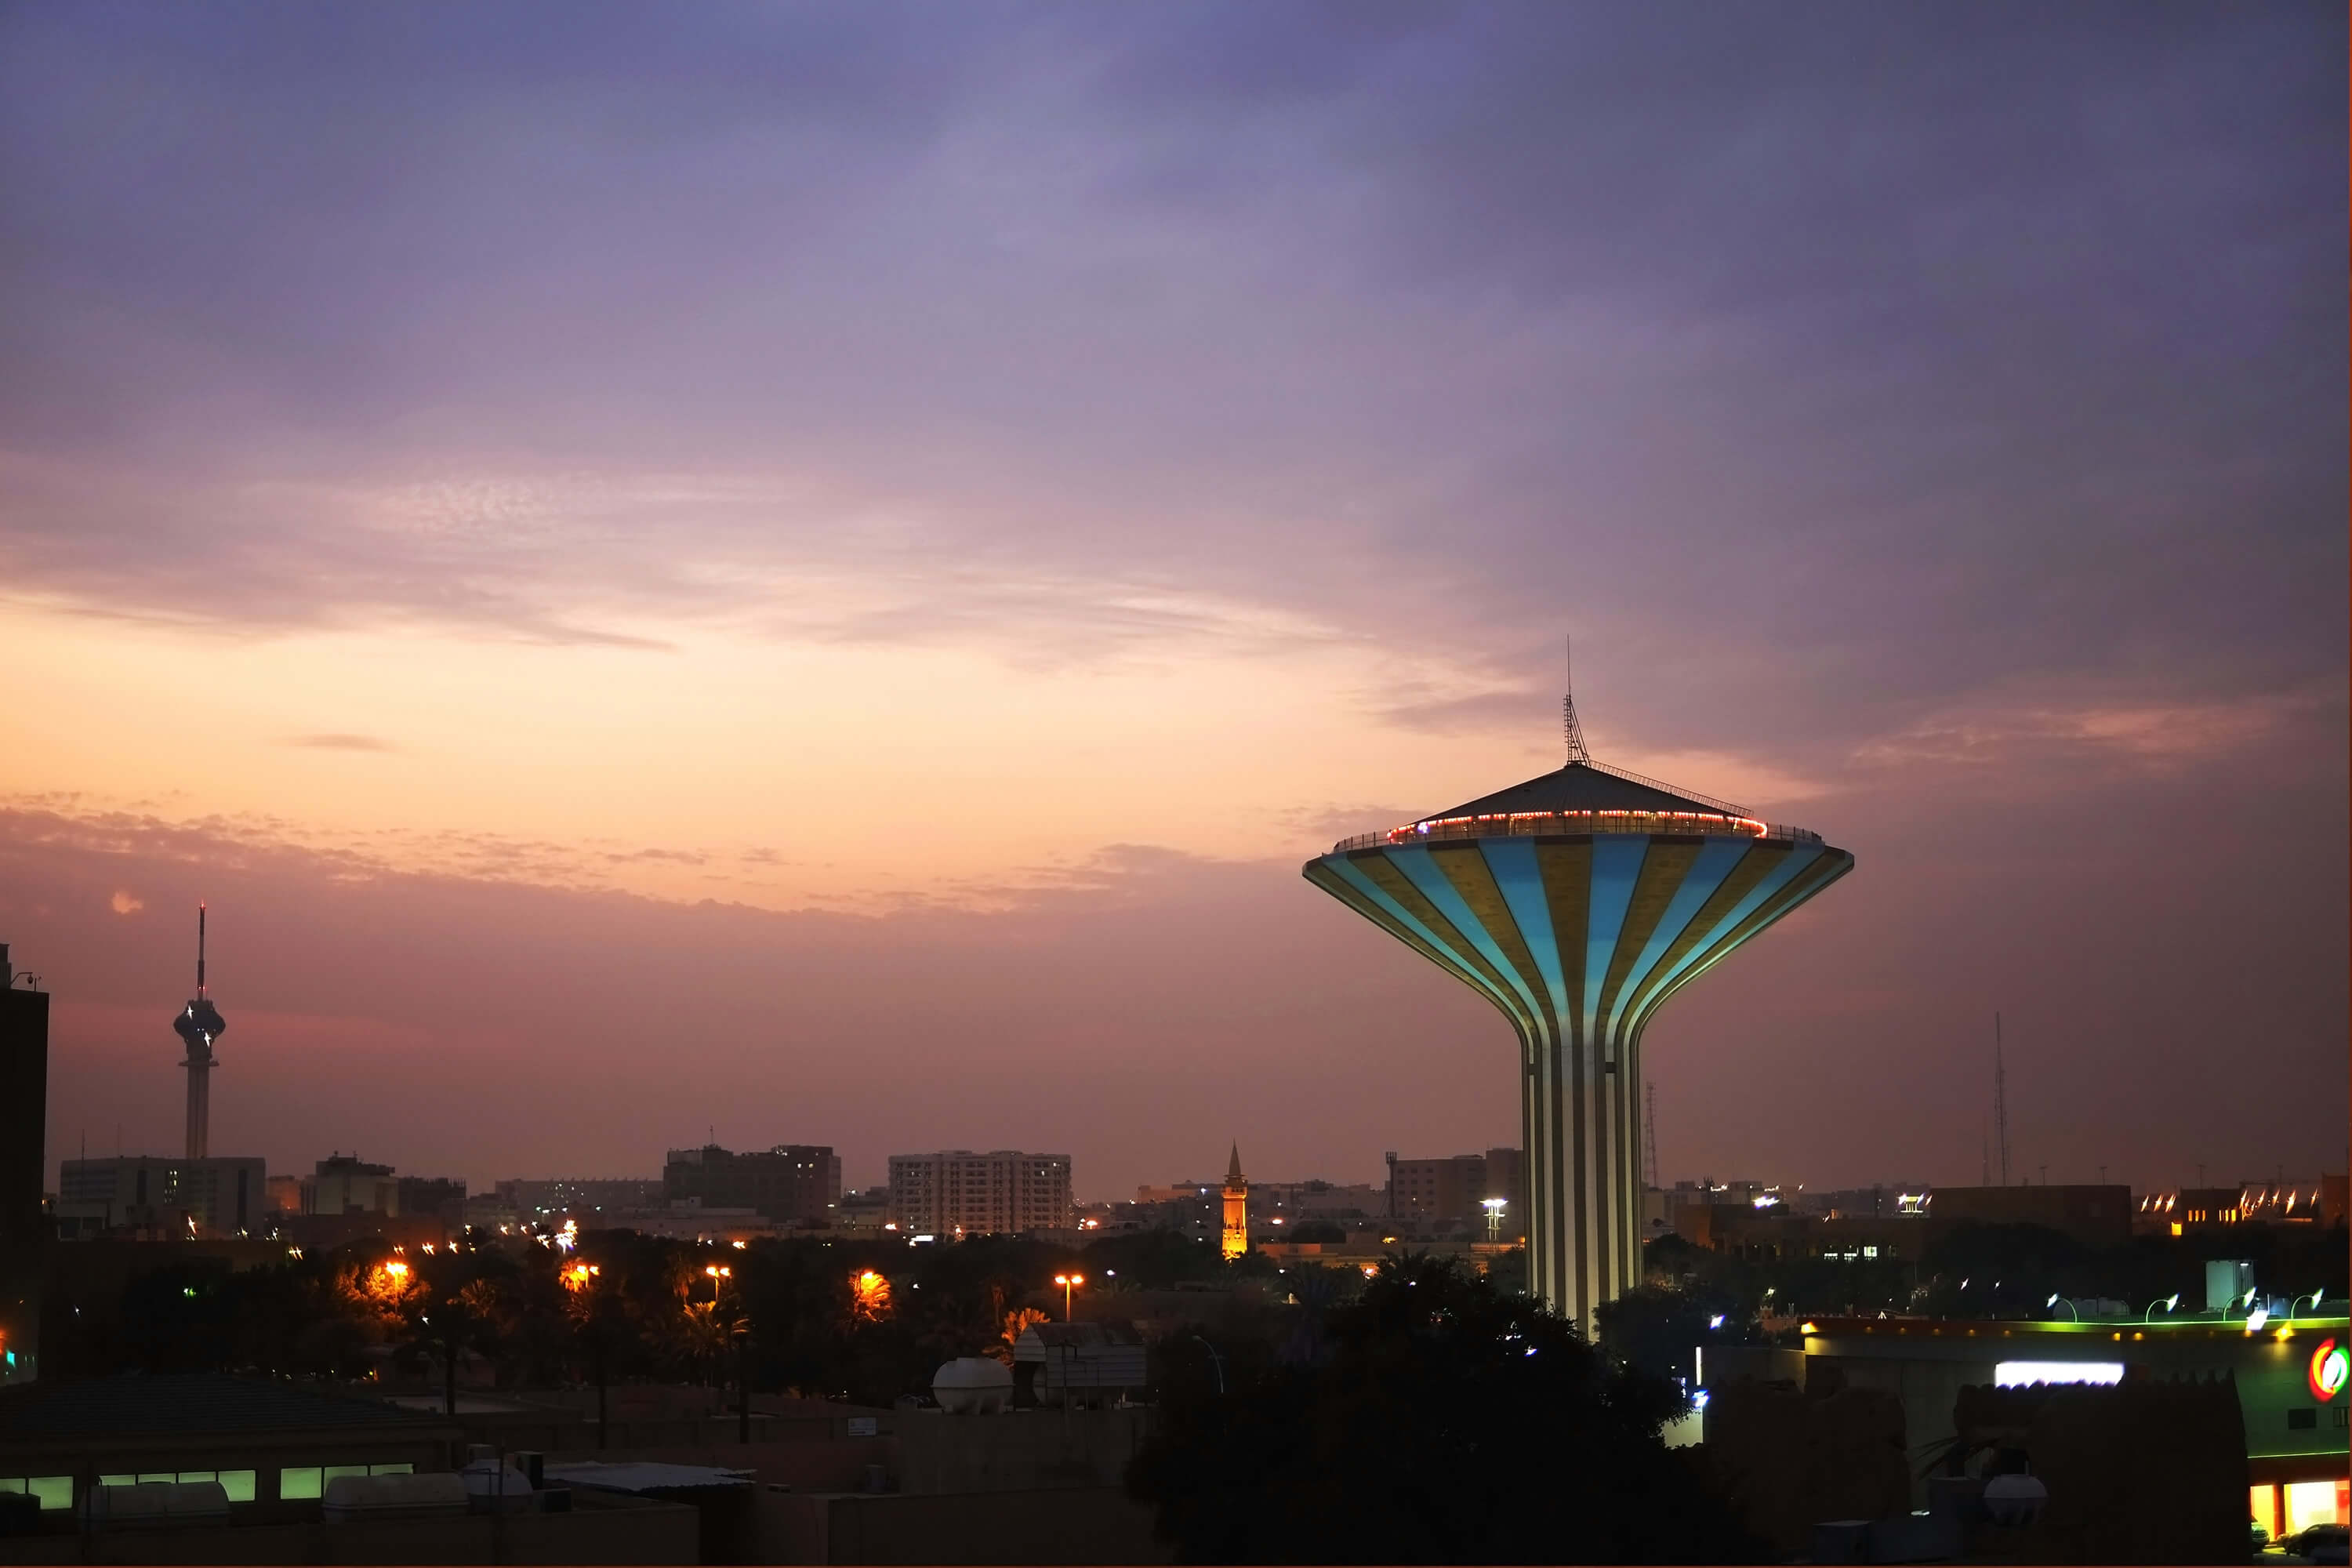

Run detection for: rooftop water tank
[[932, 1356, 1013, 1414], [323, 1472, 469, 1523]]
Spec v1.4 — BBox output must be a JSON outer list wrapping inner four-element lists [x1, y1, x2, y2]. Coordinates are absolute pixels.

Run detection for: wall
[[894, 1409, 1152, 1497], [772, 1488, 1167, 1566], [0, 1491, 697, 1565]]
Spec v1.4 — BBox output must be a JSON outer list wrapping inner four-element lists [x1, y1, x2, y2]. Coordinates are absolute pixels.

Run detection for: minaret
[[1221, 1143, 1247, 1260], [172, 903, 227, 1160]]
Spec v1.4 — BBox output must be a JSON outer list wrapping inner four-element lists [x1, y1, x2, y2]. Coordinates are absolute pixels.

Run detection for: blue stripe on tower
[[1387, 846, 1551, 1031], [1475, 838, 1570, 1020], [1598, 837, 1753, 1040], [1627, 842, 1824, 1019], [1581, 839, 1647, 1048], [1330, 855, 1537, 1039]]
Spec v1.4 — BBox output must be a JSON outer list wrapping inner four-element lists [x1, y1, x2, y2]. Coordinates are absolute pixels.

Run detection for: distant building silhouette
[[665, 1144, 840, 1226], [0, 944, 48, 1385]]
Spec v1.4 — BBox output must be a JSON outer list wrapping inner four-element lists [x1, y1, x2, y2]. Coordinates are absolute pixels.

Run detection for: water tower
[[1301, 673, 1851, 1328]]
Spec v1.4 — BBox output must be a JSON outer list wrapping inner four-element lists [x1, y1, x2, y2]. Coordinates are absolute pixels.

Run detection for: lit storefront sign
[[1993, 1361, 2125, 1388], [2308, 1338, 2347, 1402]]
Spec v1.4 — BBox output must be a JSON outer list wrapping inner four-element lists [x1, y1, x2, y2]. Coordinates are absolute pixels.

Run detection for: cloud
[[108, 890, 143, 914], [283, 733, 397, 752]]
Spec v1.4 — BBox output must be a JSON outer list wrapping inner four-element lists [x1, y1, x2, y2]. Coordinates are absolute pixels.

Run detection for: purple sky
[[2, 4, 2343, 1200]]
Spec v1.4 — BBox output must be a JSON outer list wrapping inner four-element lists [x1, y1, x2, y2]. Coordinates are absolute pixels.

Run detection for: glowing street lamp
[[2046, 1294, 2078, 1322], [2143, 1293, 2180, 1323], [383, 1260, 409, 1283], [1481, 1196, 1508, 1243], [1053, 1272, 1085, 1321]]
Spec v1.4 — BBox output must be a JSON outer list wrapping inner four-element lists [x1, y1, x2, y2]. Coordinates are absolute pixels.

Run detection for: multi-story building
[[302, 1154, 398, 1217], [493, 1177, 664, 1225], [888, 1150, 1071, 1235], [394, 1176, 466, 1228], [1925, 1184, 2132, 1250], [2137, 1177, 2349, 1236], [1388, 1149, 1524, 1236], [58, 1156, 267, 1238], [663, 1145, 840, 1226]]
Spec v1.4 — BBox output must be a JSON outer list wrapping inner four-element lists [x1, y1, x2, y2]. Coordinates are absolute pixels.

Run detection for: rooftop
[[1328, 758, 1824, 853]]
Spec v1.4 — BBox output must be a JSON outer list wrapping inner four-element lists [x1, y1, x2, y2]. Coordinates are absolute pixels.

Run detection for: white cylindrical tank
[[932, 1356, 1014, 1414], [323, 1472, 469, 1523]]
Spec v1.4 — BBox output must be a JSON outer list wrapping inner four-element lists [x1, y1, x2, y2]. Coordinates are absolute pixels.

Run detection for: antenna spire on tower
[[197, 901, 207, 998], [1562, 635, 1590, 764]]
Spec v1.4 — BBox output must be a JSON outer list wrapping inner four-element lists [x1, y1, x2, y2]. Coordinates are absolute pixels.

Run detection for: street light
[[1053, 1273, 1085, 1321], [2046, 1294, 2078, 1322], [1481, 1197, 1508, 1243], [2143, 1293, 2180, 1323], [2289, 1290, 2327, 1321]]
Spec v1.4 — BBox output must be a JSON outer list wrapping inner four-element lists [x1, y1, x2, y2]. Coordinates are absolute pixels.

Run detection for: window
[[369, 1464, 412, 1476], [2286, 1408, 2317, 1431], [278, 1468, 322, 1500], [323, 1465, 368, 1486], [0, 1478, 73, 1512]]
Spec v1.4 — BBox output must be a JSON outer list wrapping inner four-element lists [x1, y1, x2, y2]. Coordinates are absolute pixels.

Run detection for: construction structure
[[1301, 658, 1853, 1327], [171, 905, 225, 1161]]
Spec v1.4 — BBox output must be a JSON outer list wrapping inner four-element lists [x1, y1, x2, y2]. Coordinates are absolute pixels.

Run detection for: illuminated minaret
[[1221, 1143, 1247, 1260], [172, 903, 227, 1160]]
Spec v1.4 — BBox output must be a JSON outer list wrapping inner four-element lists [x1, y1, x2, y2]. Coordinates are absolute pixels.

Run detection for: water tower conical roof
[[1423, 759, 1743, 823]]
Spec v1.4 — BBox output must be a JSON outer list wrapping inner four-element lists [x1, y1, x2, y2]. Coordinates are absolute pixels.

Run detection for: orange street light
[[383, 1261, 409, 1282], [1052, 1272, 1086, 1320]]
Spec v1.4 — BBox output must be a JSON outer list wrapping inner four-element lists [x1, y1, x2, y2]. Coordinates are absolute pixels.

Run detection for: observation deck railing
[[1329, 810, 1824, 855]]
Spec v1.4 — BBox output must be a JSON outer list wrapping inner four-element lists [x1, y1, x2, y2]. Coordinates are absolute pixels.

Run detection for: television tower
[[172, 904, 226, 1160]]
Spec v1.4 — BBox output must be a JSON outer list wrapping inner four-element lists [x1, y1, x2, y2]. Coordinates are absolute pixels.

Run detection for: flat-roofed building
[[889, 1151, 1070, 1235], [662, 1145, 840, 1226], [58, 1156, 267, 1238]]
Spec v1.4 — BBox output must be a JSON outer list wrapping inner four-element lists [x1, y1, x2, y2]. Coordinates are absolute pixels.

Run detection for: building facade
[[492, 1178, 664, 1226], [58, 1156, 267, 1238], [887, 1151, 1071, 1235], [1389, 1148, 1525, 1234], [1924, 1184, 2132, 1250], [302, 1155, 398, 1217], [1303, 687, 1852, 1327], [662, 1145, 840, 1225]]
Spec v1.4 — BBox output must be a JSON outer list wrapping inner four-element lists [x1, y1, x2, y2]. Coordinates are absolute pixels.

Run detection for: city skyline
[[2, 6, 2343, 1200]]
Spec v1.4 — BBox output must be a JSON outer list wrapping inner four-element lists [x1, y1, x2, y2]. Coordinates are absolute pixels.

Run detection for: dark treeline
[[40, 1225, 1278, 1407]]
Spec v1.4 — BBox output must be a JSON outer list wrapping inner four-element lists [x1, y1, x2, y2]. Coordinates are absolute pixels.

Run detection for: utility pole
[[1994, 1013, 2010, 1186], [1643, 1083, 1661, 1190]]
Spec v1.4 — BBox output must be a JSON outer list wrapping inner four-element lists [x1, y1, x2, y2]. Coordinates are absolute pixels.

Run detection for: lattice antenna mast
[[1562, 635, 1591, 764], [1642, 1082, 1660, 1189], [1994, 1011, 2010, 1187]]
